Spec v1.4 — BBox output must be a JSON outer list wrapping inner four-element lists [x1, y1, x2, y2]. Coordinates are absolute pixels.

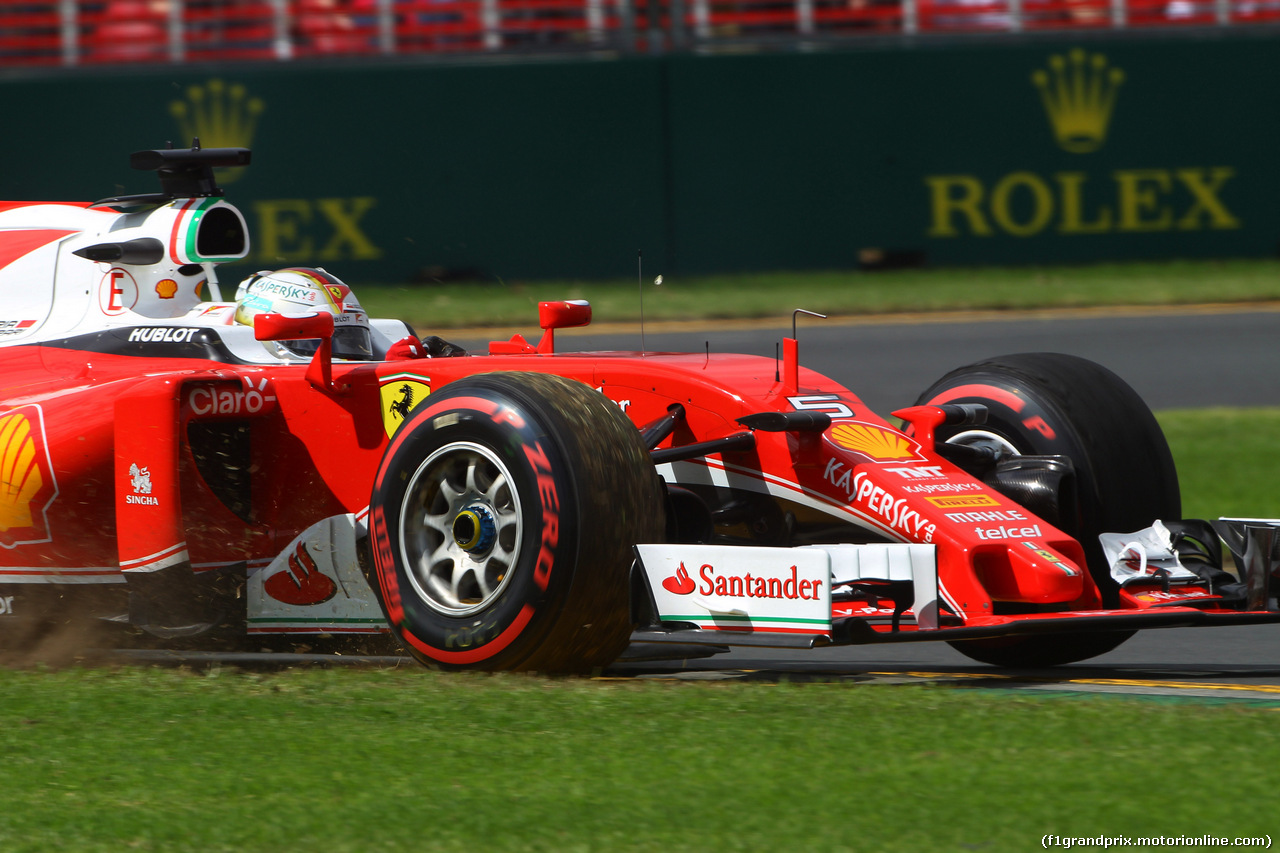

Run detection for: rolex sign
[[910, 44, 1259, 265]]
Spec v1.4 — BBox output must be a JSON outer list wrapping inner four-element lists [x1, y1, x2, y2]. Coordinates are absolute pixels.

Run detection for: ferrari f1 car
[[2, 145, 1279, 671]]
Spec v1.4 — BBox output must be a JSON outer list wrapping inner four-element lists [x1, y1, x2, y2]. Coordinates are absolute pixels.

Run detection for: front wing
[[631, 531, 1280, 650]]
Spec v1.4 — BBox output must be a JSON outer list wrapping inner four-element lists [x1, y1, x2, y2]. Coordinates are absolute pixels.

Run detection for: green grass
[[1160, 408, 1280, 519], [357, 258, 1280, 329], [0, 410, 1276, 852], [0, 667, 1277, 853]]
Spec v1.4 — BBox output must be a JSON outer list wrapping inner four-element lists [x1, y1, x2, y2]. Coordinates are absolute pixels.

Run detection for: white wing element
[[635, 542, 939, 635], [1099, 520, 1200, 585]]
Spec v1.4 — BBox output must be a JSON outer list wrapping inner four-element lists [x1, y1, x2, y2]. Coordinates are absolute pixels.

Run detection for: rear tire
[[368, 372, 663, 672], [915, 353, 1180, 667]]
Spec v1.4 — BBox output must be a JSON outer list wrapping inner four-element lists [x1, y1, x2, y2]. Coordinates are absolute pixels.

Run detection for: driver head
[[233, 267, 372, 360]]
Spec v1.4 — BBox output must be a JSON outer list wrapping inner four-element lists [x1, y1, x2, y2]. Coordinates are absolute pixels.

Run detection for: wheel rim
[[399, 441, 523, 616], [945, 428, 1020, 459]]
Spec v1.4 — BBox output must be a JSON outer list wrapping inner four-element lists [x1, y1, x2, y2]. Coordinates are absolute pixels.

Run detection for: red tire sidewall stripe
[[928, 382, 1027, 414], [369, 504, 404, 627], [398, 604, 536, 664]]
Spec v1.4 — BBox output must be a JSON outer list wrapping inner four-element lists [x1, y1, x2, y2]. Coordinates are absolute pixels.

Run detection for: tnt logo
[[884, 465, 946, 480]]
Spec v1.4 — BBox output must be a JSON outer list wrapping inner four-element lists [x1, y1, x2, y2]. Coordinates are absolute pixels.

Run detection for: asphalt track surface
[[512, 301, 1280, 414], [127, 306, 1280, 701]]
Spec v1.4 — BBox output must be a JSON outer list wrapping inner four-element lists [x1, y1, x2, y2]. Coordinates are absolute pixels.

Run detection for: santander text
[[699, 564, 822, 601]]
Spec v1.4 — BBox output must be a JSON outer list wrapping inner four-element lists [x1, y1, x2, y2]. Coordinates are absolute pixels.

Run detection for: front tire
[[368, 372, 664, 672], [916, 353, 1180, 667]]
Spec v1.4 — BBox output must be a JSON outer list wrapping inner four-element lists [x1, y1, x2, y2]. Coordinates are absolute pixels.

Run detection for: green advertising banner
[[0, 36, 1275, 282], [665, 40, 1277, 273], [0, 60, 669, 283]]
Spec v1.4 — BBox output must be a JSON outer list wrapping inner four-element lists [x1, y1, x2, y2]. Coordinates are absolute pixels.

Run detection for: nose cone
[[1003, 541, 1086, 603]]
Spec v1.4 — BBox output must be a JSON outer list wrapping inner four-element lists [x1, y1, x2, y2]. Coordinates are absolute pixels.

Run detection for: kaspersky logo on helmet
[[1031, 49, 1124, 154], [248, 279, 319, 304]]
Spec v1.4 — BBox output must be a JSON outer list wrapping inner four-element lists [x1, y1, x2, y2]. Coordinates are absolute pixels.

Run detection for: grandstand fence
[[2, 0, 1278, 68]]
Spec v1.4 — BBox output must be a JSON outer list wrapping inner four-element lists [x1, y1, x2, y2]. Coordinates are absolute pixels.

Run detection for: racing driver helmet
[[233, 267, 373, 360]]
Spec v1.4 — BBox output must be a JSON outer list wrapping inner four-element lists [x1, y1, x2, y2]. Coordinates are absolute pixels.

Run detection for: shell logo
[[0, 406, 58, 548], [830, 423, 917, 460]]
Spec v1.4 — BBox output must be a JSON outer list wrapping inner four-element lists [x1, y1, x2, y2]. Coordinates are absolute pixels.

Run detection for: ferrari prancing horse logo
[[378, 375, 431, 438]]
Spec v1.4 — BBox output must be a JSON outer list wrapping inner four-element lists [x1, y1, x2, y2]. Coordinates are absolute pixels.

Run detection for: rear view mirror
[[252, 311, 334, 343], [253, 312, 342, 393], [535, 300, 592, 354], [538, 300, 592, 331]]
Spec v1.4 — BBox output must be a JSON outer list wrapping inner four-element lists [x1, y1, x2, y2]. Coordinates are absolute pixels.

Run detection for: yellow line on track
[[870, 671, 1011, 680], [1067, 678, 1280, 694], [607, 669, 1280, 698], [871, 670, 1280, 696]]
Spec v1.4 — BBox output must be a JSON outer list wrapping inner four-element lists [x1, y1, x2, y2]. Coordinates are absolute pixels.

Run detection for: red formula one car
[[2, 146, 1278, 670]]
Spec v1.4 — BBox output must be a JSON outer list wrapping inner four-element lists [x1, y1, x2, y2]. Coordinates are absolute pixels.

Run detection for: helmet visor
[[333, 326, 374, 360], [279, 327, 373, 360]]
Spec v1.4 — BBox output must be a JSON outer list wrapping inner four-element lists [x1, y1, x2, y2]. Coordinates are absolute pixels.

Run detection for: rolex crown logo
[[169, 79, 265, 182], [1031, 49, 1124, 154]]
